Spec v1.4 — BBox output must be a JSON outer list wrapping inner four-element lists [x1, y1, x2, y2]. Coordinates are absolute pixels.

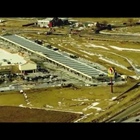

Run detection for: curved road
[[100, 31, 140, 36], [109, 101, 140, 122], [105, 95, 140, 122], [123, 115, 140, 122]]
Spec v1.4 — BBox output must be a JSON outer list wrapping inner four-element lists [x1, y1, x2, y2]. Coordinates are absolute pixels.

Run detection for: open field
[[0, 106, 81, 122], [0, 77, 138, 122], [0, 17, 140, 122]]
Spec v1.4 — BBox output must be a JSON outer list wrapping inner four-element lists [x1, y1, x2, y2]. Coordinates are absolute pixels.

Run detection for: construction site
[[0, 17, 140, 122]]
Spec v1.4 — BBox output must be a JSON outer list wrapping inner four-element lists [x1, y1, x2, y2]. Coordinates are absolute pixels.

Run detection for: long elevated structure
[[0, 34, 107, 81]]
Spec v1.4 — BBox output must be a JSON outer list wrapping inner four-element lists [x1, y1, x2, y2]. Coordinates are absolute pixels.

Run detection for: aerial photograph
[[0, 17, 140, 122]]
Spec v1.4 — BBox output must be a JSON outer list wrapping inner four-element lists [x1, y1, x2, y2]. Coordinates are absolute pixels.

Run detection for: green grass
[[1, 84, 131, 112], [83, 80, 140, 122], [0, 86, 122, 113], [0, 92, 26, 106], [0, 79, 136, 122], [45, 35, 138, 75]]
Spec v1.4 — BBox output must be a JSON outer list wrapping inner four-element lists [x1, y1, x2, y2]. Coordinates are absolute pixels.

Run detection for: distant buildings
[[37, 17, 69, 28]]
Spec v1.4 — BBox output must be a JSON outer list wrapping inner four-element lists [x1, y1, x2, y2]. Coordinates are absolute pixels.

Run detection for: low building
[[19, 60, 37, 74], [0, 62, 12, 74], [37, 18, 53, 28], [121, 75, 127, 80], [0, 48, 37, 74], [37, 17, 69, 28]]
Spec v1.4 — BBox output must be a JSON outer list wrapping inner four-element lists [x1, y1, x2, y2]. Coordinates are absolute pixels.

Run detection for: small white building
[[0, 48, 37, 74], [121, 75, 127, 80], [0, 19, 6, 23], [37, 18, 53, 28], [37, 17, 69, 28], [19, 61, 37, 74]]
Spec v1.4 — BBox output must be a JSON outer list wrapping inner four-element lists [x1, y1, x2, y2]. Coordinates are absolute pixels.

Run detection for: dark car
[[135, 119, 140, 122]]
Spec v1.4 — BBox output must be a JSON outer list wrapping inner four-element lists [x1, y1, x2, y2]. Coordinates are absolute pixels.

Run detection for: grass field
[[0, 77, 137, 122]]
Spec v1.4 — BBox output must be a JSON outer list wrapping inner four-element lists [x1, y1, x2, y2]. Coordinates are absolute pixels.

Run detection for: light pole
[[108, 67, 115, 93], [60, 71, 62, 86]]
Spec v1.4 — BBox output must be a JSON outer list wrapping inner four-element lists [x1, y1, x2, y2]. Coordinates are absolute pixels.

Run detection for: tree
[[127, 18, 134, 26], [102, 20, 108, 25]]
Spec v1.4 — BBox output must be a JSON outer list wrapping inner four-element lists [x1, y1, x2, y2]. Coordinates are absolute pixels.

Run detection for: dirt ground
[[0, 106, 82, 122]]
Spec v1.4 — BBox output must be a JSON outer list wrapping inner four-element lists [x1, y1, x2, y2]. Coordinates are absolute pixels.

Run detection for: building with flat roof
[[19, 60, 37, 74], [37, 17, 69, 28], [0, 48, 37, 74], [37, 18, 53, 28]]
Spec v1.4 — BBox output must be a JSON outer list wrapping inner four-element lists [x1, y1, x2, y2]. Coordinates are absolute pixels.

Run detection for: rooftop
[[0, 49, 26, 66]]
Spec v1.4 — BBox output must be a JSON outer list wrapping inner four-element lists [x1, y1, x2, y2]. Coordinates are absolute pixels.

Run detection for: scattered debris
[[44, 104, 54, 108], [20, 89, 23, 93]]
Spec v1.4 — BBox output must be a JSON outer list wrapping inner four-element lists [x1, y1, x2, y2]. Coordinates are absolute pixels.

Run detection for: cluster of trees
[[95, 21, 112, 33], [50, 17, 70, 27]]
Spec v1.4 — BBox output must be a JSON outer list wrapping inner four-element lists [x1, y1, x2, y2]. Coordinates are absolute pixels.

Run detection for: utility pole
[[108, 67, 115, 93], [60, 71, 62, 86], [110, 77, 113, 93]]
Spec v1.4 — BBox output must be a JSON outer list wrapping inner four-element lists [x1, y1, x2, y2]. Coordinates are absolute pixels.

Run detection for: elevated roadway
[[0, 34, 107, 81]]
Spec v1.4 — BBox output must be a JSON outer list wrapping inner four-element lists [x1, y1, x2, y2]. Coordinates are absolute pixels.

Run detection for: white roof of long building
[[37, 18, 53, 22], [0, 48, 26, 66], [0, 34, 107, 78]]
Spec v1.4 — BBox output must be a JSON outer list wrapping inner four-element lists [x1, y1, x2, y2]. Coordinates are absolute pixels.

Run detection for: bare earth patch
[[0, 106, 82, 122]]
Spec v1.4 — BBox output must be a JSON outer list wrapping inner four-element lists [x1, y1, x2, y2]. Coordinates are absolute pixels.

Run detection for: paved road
[[106, 101, 140, 122], [123, 115, 140, 122], [94, 31, 140, 43], [100, 31, 140, 36]]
